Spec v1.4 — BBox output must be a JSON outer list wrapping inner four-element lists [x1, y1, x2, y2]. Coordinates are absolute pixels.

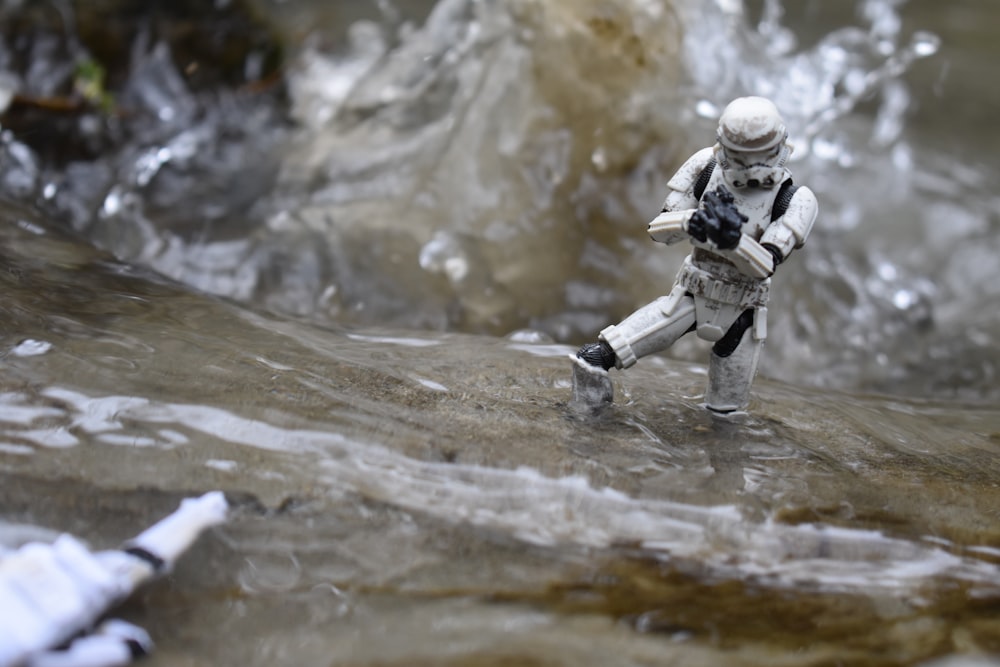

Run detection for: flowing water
[[1, 0, 999, 665]]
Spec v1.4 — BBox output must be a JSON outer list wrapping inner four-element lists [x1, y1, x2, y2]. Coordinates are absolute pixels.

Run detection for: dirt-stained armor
[[572, 97, 818, 413]]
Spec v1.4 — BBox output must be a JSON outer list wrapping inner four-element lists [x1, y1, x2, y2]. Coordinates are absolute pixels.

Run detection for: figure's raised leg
[[571, 287, 695, 412]]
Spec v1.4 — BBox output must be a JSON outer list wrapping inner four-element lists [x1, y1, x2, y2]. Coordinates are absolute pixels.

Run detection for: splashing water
[[0, 0, 993, 400], [679, 0, 940, 156]]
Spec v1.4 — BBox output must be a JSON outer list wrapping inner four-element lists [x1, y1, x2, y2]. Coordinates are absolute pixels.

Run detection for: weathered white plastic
[[122, 491, 228, 573], [647, 209, 695, 244], [0, 492, 227, 667], [717, 97, 786, 151], [572, 97, 817, 413]]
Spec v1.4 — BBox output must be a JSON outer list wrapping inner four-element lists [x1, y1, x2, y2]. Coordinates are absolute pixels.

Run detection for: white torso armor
[[648, 146, 817, 342]]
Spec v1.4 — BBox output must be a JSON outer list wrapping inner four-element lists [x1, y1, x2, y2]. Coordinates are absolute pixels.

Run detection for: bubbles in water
[[506, 329, 555, 344], [239, 552, 303, 594]]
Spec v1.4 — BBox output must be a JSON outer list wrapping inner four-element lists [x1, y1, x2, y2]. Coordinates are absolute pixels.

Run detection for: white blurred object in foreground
[[0, 492, 228, 667]]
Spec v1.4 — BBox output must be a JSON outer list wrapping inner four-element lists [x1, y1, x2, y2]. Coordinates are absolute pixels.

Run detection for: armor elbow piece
[[760, 185, 818, 259], [648, 209, 695, 244]]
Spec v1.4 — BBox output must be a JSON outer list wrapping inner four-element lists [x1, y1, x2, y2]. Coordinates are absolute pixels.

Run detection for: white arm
[[759, 186, 818, 258], [724, 235, 776, 279], [725, 186, 818, 278], [648, 147, 715, 245], [648, 208, 695, 244]]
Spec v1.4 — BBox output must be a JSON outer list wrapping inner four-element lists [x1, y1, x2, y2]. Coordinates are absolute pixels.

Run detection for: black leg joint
[[126, 638, 150, 659], [712, 309, 754, 358], [123, 546, 166, 573], [761, 242, 784, 274]]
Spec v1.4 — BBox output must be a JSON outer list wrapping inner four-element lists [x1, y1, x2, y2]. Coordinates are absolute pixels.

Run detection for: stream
[[1, 0, 999, 665]]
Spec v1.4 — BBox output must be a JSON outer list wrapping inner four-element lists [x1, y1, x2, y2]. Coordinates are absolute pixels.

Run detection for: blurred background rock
[[3, 0, 996, 400]]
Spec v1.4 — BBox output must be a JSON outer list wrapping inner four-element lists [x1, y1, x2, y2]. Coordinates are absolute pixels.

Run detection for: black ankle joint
[[577, 341, 617, 371]]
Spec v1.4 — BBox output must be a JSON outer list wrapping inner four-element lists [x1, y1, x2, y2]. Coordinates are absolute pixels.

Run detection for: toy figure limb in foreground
[[0, 491, 228, 667], [572, 97, 818, 414]]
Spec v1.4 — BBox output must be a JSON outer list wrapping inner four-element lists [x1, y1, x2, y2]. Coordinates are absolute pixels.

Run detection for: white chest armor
[[677, 168, 790, 342]]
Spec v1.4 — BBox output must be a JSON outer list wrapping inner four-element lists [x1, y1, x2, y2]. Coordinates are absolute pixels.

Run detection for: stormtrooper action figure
[[571, 96, 818, 413]]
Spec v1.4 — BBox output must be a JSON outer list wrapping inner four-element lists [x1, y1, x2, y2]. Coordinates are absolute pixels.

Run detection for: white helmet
[[717, 96, 787, 152], [715, 97, 791, 189]]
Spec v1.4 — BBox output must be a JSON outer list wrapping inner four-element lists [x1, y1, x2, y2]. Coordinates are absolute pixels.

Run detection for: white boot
[[569, 355, 613, 413]]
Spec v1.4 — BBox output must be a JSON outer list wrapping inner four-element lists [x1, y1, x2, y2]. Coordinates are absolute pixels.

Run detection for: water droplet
[[891, 143, 912, 171], [12, 339, 52, 357], [238, 552, 302, 594], [695, 99, 719, 118], [415, 377, 448, 392], [876, 262, 898, 281], [591, 146, 608, 172], [205, 459, 239, 472], [16, 219, 45, 235], [910, 31, 940, 58], [892, 289, 917, 310], [101, 188, 123, 217], [811, 137, 842, 161]]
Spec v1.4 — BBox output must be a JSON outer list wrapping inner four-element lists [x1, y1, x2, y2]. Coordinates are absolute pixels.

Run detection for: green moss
[[73, 58, 114, 113]]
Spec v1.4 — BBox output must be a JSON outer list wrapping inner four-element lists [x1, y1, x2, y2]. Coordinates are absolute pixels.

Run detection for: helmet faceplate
[[715, 97, 790, 189]]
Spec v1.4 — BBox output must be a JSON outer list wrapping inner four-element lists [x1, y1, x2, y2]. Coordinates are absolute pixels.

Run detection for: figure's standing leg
[[705, 308, 765, 412], [571, 287, 696, 412]]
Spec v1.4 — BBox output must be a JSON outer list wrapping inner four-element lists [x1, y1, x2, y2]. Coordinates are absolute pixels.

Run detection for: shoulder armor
[[666, 147, 716, 194]]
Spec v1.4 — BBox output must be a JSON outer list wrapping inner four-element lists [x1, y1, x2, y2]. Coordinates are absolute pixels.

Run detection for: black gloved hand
[[687, 209, 708, 243], [690, 186, 747, 250]]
